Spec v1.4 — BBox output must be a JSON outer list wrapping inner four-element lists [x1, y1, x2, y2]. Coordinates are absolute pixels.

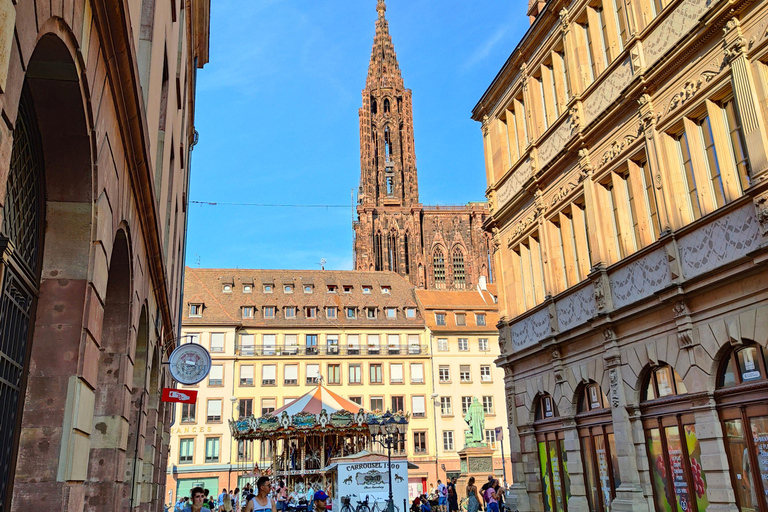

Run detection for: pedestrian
[[233, 488, 241, 511], [182, 487, 212, 512], [276, 479, 288, 512], [465, 477, 482, 512], [483, 480, 499, 512], [245, 476, 277, 512], [176, 497, 190, 512], [219, 488, 229, 508], [447, 478, 458, 512], [220, 493, 234, 512], [420, 495, 432, 512], [313, 490, 328, 512], [437, 480, 447, 512]]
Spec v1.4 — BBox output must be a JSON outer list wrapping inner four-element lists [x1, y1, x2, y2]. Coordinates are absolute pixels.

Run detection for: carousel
[[230, 383, 408, 499]]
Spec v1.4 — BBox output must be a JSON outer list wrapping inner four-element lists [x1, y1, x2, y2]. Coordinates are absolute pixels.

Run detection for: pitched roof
[[182, 267, 425, 328], [415, 287, 500, 332]]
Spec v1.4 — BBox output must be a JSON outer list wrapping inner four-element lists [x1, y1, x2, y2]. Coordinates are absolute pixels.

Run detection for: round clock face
[[169, 343, 212, 385]]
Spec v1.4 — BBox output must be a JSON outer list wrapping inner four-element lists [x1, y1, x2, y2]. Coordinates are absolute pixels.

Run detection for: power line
[[190, 200, 351, 208]]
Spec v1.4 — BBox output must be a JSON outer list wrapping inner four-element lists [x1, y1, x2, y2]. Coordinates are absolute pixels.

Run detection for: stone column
[[559, 8, 580, 98], [604, 332, 650, 512], [638, 94, 675, 232], [691, 395, 739, 512], [561, 418, 589, 512], [723, 18, 768, 178], [503, 370, 532, 512]]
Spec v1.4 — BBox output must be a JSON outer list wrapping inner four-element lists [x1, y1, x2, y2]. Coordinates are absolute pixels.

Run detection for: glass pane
[[540, 441, 556, 512], [738, 348, 763, 382], [684, 424, 709, 511], [722, 358, 737, 388], [656, 366, 674, 397], [723, 419, 756, 511], [665, 426, 694, 512], [581, 436, 600, 512], [648, 428, 674, 512], [549, 440, 566, 512], [749, 416, 768, 509], [594, 434, 612, 509]]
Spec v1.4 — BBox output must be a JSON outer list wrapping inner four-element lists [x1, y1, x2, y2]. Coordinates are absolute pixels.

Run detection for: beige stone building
[[472, 0, 768, 509], [0, 1, 210, 512], [415, 284, 513, 485]]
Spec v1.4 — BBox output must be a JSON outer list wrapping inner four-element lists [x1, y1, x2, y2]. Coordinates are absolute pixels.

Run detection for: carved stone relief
[[609, 248, 671, 309]]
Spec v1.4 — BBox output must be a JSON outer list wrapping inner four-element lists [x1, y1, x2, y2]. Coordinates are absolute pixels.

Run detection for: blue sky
[[186, 0, 529, 270]]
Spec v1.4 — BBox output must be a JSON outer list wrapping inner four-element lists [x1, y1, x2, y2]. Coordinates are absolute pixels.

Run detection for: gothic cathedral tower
[[354, 0, 494, 290]]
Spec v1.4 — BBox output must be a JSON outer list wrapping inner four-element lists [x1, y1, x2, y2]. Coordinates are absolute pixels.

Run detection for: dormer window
[[406, 308, 416, 319], [189, 304, 202, 317], [285, 307, 297, 319], [435, 313, 446, 326], [284, 285, 293, 293], [343, 285, 353, 293], [263, 306, 275, 319], [381, 286, 391, 294], [386, 308, 397, 319], [346, 307, 356, 319], [241, 306, 254, 319], [327, 285, 337, 293], [363, 286, 372, 294], [456, 313, 466, 326], [263, 284, 273, 293], [306, 307, 317, 319], [243, 284, 253, 293], [304, 285, 313, 294], [367, 307, 377, 319], [223, 284, 233, 293]]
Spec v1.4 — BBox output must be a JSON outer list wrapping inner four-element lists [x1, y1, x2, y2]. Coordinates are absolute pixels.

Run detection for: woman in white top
[[245, 477, 277, 512]]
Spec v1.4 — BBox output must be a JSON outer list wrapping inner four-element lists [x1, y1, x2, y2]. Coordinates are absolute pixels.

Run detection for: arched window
[[387, 232, 398, 272], [641, 364, 707, 512], [383, 98, 390, 113], [453, 248, 465, 288], [384, 126, 392, 163], [386, 172, 394, 196], [433, 248, 445, 287], [374, 232, 384, 271], [533, 394, 570, 512], [403, 233, 411, 275], [577, 382, 619, 512], [371, 98, 377, 114], [717, 344, 768, 512]]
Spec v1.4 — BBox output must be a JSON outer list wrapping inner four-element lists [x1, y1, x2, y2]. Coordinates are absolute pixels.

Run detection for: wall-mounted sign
[[162, 388, 198, 403], [168, 343, 211, 385]]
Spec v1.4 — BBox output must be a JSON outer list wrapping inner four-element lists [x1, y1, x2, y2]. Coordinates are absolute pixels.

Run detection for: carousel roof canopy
[[273, 384, 363, 416]]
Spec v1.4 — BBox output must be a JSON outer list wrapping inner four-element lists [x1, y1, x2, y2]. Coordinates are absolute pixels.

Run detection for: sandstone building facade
[[0, 1, 209, 511], [473, 0, 768, 509], [353, 0, 494, 291]]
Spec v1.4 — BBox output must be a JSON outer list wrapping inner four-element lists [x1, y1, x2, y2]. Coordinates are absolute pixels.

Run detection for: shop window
[[717, 343, 768, 512], [533, 394, 571, 512], [577, 383, 620, 512], [642, 364, 706, 512]]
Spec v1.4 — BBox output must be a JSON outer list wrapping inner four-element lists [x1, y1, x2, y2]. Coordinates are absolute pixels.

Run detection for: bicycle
[[340, 497, 356, 512], [356, 495, 372, 512]]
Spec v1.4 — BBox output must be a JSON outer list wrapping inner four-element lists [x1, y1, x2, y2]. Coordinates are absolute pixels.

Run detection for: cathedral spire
[[367, 0, 403, 89]]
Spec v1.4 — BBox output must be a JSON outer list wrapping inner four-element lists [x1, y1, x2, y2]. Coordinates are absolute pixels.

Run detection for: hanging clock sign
[[168, 343, 212, 385]]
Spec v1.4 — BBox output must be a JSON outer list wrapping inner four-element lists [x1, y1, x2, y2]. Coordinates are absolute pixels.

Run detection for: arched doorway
[[0, 84, 45, 510], [4, 31, 93, 510], [641, 363, 708, 512], [576, 382, 619, 512], [717, 342, 768, 512], [533, 393, 571, 512]]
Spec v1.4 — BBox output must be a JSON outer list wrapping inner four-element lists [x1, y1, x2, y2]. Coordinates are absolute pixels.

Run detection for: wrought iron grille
[[0, 89, 43, 510]]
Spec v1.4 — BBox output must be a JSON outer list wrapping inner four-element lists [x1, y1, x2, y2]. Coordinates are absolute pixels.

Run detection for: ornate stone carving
[[673, 300, 688, 317], [499, 330, 508, 354], [569, 105, 580, 131], [603, 328, 616, 342], [723, 18, 748, 63], [559, 7, 570, 33], [754, 194, 768, 236], [481, 115, 490, 136], [554, 368, 565, 383], [678, 329, 694, 348], [551, 349, 560, 360], [599, 134, 639, 168], [549, 181, 579, 208], [609, 368, 620, 408], [593, 277, 607, 313]]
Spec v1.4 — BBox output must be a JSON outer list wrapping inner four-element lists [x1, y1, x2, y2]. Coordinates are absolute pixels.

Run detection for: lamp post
[[368, 411, 409, 512]]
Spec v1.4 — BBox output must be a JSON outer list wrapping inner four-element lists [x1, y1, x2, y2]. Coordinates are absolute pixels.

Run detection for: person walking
[[465, 477, 482, 512], [245, 477, 277, 512], [276, 479, 288, 512], [482, 480, 499, 512], [182, 487, 212, 512], [437, 480, 447, 512], [219, 494, 234, 512], [447, 478, 458, 512]]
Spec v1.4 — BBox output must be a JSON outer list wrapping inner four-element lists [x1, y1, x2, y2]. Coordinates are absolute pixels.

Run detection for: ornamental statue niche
[[464, 397, 486, 447]]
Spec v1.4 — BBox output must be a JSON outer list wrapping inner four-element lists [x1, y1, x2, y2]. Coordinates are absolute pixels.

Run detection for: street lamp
[[368, 411, 409, 512]]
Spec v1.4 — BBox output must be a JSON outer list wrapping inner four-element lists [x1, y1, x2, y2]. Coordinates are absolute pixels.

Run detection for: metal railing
[[235, 344, 429, 357]]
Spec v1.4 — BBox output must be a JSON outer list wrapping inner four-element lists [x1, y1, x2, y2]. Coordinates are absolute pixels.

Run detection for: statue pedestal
[[456, 445, 495, 491]]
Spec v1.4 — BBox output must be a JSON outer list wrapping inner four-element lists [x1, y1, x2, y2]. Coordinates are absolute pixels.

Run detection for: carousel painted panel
[[335, 460, 409, 510]]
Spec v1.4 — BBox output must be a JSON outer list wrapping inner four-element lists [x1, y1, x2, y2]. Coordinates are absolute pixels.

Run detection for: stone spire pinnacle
[[366, 0, 403, 89]]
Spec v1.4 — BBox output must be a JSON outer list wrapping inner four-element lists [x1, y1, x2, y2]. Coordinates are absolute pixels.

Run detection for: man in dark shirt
[[447, 477, 459, 512]]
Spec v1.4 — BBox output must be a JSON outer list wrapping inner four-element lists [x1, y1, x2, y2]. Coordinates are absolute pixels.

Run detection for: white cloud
[[460, 26, 508, 72]]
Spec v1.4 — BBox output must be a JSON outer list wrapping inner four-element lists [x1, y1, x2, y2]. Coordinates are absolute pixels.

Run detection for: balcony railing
[[236, 344, 429, 357]]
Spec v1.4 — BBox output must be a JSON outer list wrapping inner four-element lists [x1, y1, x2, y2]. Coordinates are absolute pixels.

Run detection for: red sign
[[162, 388, 198, 404]]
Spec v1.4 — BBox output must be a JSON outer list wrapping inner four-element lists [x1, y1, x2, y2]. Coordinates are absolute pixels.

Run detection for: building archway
[[5, 31, 94, 510], [532, 393, 571, 512]]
